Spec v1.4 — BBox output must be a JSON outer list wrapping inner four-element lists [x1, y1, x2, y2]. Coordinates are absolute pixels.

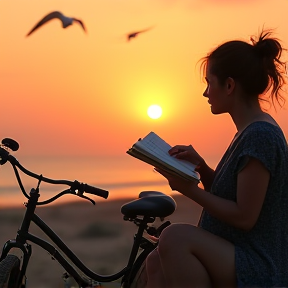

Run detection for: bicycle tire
[[122, 246, 154, 288], [0, 255, 21, 288]]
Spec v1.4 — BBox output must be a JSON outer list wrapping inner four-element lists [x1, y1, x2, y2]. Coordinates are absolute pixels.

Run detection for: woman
[[146, 29, 288, 288]]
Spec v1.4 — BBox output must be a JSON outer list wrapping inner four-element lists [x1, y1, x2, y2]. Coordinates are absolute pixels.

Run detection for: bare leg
[[145, 248, 166, 288], [157, 223, 236, 288]]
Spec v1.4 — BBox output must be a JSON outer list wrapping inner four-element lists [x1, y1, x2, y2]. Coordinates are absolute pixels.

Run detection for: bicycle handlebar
[[0, 141, 109, 203], [81, 183, 109, 198]]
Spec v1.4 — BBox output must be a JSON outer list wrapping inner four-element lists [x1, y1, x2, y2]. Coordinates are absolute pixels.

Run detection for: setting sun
[[147, 105, 162, 119]]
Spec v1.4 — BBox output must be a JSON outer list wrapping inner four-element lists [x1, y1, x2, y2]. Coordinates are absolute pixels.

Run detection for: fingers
[[169, 147, 191, 160], [174, 150, 189, 160], [169, 145, 190, 156], [168, 147, 180, 156], [169, 144, 202, 165]]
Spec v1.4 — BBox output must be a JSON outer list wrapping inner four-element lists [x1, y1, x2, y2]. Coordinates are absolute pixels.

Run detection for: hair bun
[[251, 32, 281, 60]]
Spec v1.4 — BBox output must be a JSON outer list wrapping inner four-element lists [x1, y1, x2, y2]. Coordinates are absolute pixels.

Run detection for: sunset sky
[[0, 0, 288, 203]]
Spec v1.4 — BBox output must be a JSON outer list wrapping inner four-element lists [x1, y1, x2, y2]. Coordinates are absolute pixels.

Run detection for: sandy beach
[[0, 193, 202, 287]]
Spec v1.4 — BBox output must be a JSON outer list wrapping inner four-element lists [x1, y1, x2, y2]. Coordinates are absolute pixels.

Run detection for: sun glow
[[147, 105, 162, 119]]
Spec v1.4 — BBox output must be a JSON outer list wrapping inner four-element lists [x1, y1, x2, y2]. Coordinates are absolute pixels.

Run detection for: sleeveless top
[[199, 121, 288, 287]]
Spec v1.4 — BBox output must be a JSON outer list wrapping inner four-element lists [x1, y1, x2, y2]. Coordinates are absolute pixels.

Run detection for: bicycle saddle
[[121, 191, 177, 218]]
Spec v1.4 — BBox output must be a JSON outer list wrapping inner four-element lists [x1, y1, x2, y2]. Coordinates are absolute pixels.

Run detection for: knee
[[146, 249, 160, 273], [158, 223, 197, 255]]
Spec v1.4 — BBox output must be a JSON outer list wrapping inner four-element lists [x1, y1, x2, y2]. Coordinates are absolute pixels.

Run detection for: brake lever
[[76, 193, 95, 205]]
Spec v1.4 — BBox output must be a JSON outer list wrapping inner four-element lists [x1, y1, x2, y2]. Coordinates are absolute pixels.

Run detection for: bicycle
[[0, 138, 176, 288]]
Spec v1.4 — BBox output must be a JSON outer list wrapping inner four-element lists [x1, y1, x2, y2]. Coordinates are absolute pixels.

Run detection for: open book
[[126, 132, 200, 182]]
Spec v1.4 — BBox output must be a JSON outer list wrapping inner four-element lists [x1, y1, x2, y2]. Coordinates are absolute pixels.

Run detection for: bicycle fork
[[0, 188, 39, 287]]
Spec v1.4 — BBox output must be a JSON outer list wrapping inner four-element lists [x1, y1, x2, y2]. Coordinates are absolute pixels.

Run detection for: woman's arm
[[156, 157, 270, 231]]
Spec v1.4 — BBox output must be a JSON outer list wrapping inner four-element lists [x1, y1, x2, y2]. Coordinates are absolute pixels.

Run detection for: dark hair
[[200, 29, 287, 108]]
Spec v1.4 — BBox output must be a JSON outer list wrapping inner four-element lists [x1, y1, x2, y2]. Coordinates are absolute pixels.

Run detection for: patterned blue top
[[199, 121, 288, 287]]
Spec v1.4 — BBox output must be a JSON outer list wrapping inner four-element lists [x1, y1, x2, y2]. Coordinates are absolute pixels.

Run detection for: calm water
[[0, 153, 220, 207], [0, 154, 171, 207]]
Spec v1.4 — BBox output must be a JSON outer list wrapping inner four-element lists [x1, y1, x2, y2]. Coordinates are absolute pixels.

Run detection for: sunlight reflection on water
[[0, 154, 219, 207], [0, 154, 170, 207]]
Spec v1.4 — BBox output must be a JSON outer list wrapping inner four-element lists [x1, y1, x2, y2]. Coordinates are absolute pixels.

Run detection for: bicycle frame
[[0, 187, 156, 287], [0, 140, 170, 288]]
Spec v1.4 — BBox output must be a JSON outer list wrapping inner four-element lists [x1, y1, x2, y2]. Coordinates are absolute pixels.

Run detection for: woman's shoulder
[[243, 121, 284, 137], [236, 121, 287, 150], [234, 121, 288, 173]]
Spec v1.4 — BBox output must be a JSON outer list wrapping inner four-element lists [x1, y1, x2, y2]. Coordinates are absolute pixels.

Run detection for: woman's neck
[[229, 100, 274, 134]]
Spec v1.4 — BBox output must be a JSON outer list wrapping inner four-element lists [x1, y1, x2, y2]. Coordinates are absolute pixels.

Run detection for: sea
[[0, 154, 175, 208]]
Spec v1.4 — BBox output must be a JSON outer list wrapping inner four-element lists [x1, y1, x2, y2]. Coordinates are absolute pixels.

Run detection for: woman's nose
[[203, 88, 208, 98]]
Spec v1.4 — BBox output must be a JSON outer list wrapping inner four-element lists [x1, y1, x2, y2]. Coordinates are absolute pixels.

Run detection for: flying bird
[[126, 26, 154, 42], [26, 11, 86, 36]]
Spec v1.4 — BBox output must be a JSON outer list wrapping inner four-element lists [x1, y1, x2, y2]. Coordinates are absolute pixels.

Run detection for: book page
[[133, 132, 199, 180], [127, 148, 198, 181]]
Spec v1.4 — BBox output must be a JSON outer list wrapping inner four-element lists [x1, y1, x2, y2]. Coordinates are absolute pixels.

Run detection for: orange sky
[[0, 0, 288, 198]]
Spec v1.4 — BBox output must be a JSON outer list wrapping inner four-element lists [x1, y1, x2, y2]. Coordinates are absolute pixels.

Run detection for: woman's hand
[[154, 167, 198, 196], [169, 145, 204, 167], [168, 144, 215, 191]]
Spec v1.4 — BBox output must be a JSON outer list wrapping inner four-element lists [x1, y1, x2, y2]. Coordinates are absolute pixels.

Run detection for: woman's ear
[[226, 77, 235, 94]]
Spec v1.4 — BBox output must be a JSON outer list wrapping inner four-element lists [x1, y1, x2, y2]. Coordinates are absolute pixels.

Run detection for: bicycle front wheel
[[0, 254, 21, 288]]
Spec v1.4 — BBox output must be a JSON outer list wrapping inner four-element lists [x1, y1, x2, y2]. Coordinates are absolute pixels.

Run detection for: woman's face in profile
[[203, 62, 229, 115]]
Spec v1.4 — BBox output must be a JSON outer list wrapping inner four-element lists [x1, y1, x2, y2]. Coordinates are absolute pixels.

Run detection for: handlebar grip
[[83, 184, 109, 199]]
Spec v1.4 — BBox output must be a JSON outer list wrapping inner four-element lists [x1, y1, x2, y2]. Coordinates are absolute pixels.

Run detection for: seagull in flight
[[26, 11, 87, 36], [126, 26, 154, 42]]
